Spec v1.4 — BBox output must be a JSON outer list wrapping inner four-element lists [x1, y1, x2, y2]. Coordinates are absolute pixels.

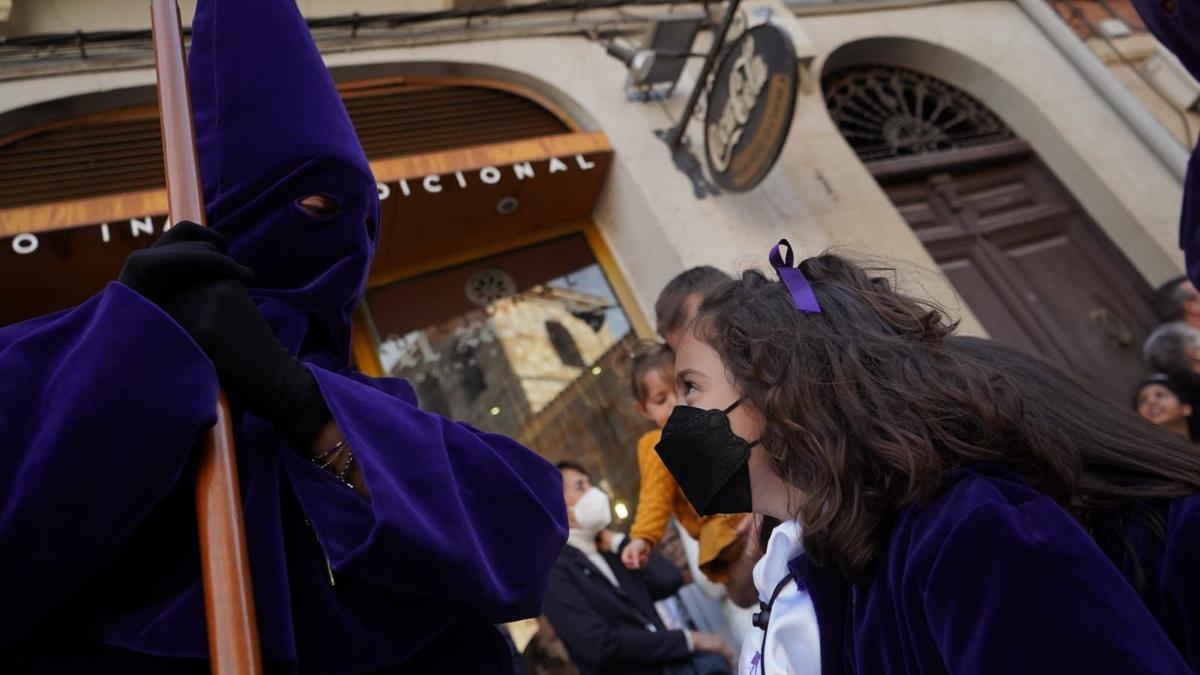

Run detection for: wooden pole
[[150, 2, 263, 673]]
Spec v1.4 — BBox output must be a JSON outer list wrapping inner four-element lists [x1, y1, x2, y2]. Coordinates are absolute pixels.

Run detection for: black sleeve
[[543, 564, 690, 671], [637, 549, 685, 602]]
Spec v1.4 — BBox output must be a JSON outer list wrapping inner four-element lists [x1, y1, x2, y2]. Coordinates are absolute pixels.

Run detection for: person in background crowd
[[1145, 321, 1200, 374], [656, 266, 732, 351], [1134, 373, 1196, 441], [1142, 322, 1200, 440], [1153, 276, 1200, 328], [543, 461, 734, 675], [657, 245, 1200, 674]]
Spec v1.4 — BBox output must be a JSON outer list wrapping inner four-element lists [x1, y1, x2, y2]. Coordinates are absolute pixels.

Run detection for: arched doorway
[[823, 63, 1156, 402]]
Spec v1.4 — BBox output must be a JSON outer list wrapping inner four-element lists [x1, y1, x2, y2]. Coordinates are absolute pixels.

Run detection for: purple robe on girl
[[791, 464, 1200, 674], [0, 0, 568, 671]]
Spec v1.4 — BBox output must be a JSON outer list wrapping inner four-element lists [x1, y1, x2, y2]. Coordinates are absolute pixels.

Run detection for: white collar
[[753, 520, 804, 601]]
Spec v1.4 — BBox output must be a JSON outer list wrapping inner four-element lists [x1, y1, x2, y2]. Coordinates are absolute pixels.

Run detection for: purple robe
[[0, 0, 568, 671], [790, 465, 1199, 674], [1129, 0, 1200, 286]]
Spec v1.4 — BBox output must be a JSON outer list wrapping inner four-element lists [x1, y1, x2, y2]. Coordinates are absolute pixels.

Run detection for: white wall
[[314, 3, 990, 333]]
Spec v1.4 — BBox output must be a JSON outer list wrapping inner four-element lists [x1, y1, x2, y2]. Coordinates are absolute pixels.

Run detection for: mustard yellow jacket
[[628, 429, 744, 583]]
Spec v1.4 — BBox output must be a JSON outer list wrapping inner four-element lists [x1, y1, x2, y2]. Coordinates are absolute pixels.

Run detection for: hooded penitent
[[0, 0, 567, 672], [1129, 1, 1200, 286], [189, 0, 379, 370]]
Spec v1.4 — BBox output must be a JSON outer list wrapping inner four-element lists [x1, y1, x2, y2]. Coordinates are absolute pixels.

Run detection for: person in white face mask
[[542, 461, 734, 675]]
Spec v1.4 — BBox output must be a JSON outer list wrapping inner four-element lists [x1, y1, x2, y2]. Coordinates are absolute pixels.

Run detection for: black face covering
[[655, 400, 758, 516]]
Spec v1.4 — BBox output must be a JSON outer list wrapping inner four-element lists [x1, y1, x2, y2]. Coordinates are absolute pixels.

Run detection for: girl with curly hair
[[656, 242, 1200, 675]]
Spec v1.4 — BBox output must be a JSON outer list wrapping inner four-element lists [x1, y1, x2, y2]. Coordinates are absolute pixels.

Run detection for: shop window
[[545, 320, 586, 367], [363, 233, 649, 525]]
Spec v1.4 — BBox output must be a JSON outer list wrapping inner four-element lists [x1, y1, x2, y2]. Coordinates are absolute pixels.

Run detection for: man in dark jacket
[[543, 461, 732, 675]]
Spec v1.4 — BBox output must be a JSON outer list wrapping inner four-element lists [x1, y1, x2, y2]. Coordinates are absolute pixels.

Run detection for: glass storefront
[[362, 233, 651, 527]]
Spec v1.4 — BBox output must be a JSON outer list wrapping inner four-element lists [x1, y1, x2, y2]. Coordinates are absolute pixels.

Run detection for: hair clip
[[769, 239, 822, 314]]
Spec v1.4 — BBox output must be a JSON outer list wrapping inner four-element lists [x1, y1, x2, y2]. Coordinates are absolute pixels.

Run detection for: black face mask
[[655, 400, 759, 516]]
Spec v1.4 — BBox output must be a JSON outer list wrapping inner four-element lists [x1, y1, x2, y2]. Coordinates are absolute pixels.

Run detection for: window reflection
[[364, 234, 649, 529], [453, 342, 487, 403], [414, 372, 451, 417], [545, 320, 586, 368]]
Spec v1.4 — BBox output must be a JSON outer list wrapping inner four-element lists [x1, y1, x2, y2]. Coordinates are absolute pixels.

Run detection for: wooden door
[[873, 140, 1157, 403]]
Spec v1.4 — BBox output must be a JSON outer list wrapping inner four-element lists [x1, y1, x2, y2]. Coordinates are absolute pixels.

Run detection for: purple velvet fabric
[[0, 0, 568, 671], [789, 465, 1198, 674], [1129, 0, 1200, 287], [1109, 491, 1200, 669]]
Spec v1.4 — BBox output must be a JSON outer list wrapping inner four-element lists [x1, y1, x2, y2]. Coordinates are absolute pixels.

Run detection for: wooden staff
[[150, 2, 263, 672]]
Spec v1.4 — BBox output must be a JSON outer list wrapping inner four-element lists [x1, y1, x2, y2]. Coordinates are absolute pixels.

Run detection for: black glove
[[166, 279, 332, 449], [118, 221, 253, 307]]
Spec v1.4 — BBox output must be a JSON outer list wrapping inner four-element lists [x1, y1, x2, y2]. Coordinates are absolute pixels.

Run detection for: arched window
[[823, 64, 1014, 162], [546, 320, 585, 367]]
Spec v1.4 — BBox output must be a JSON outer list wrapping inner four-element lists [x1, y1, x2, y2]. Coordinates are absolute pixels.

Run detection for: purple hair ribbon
[[769, 239, 822, 314]]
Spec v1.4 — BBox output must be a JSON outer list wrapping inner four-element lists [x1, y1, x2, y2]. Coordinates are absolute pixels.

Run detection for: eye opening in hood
[[295, 193, 342, 220]]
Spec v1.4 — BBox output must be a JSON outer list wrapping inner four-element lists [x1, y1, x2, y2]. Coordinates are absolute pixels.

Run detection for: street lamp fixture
[[604, 42, 658, 88], [603, 14, 705, 99]]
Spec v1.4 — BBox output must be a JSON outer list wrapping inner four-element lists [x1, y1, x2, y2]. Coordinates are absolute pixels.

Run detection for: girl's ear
[[1184, 404, 1194, 418]]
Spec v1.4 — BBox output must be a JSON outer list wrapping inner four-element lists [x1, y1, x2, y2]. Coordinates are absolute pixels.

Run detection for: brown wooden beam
[[1, 130, 611, 237]]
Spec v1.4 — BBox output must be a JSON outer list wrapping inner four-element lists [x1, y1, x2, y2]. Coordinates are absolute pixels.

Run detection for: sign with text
[[704, 23, 799, 193], [0, 151, 611, 326]]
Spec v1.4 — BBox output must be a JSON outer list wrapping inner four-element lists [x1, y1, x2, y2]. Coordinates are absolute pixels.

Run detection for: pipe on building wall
[[1015, 0, 1188, 183]]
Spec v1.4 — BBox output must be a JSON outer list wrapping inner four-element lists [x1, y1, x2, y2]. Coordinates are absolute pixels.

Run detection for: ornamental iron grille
[[823, 65, 1015, 162]]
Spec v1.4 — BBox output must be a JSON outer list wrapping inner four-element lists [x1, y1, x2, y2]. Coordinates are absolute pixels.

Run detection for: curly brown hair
[[693, 254, 1200, 580]]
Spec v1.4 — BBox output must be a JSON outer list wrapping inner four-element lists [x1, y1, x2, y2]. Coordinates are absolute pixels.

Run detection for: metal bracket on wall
[[656, 128, 719, 198], [659, 0, 743, 198], [797, 58, 816, 96]]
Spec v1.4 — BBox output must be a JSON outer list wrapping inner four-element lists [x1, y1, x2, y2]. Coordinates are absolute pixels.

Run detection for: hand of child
[[620, 537, 652, 569]]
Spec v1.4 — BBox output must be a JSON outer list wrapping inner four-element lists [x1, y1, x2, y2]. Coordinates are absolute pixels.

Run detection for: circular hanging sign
[[704, 23, 799, 193]]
